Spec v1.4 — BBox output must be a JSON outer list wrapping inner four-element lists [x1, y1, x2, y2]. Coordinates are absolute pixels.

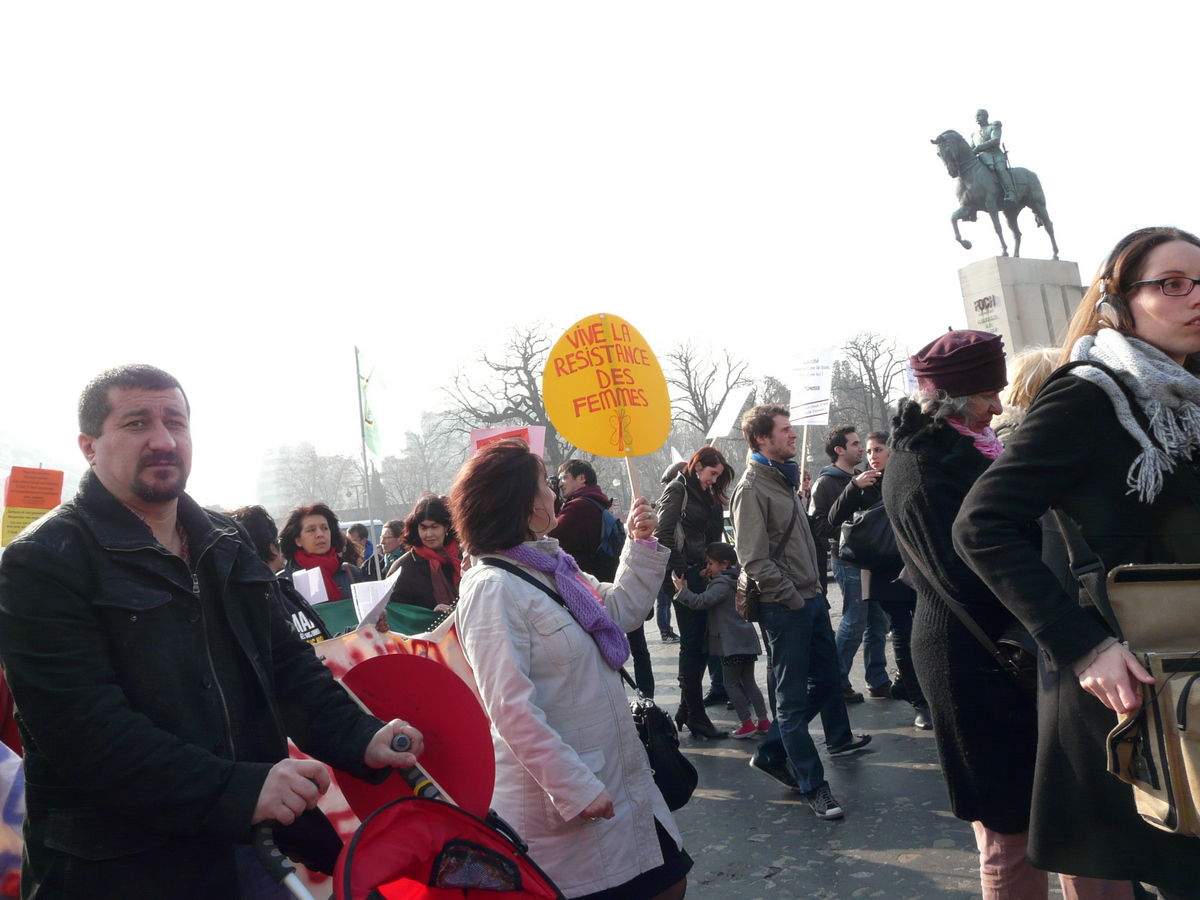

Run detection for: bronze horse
[[931, 130, 1059, 260]]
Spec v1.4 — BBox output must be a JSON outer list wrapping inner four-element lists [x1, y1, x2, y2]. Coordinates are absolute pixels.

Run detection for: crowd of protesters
[[3, 226, 1200, 899]]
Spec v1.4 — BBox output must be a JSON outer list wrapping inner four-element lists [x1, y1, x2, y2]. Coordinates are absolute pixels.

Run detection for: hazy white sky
[[3, 2, 1197, 508]]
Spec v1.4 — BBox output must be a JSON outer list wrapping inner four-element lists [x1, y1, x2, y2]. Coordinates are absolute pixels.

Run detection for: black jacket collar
[[73, 470, 235, 561]]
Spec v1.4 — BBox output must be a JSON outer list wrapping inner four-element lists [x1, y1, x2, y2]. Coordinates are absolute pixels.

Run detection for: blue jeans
[[656, 586, 674, 635], [831, 558, 890, 690], [754, 595, 850, 793]]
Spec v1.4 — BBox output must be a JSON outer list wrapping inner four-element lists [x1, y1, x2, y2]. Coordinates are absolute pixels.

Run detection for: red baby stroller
[[334, 797, 564, 900], [326, 651, 567, 900]]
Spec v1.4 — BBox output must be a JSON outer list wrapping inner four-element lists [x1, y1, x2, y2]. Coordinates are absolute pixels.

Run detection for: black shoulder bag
[[477, 557, 697, 811], [894, 531, 1038, 702]]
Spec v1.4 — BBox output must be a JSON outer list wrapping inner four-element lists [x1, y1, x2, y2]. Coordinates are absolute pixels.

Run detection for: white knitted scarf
[[1069, 329, 1200, 502]]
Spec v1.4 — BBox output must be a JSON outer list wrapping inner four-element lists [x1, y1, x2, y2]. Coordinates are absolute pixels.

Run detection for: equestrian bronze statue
[[931, 126, 1059, 260]]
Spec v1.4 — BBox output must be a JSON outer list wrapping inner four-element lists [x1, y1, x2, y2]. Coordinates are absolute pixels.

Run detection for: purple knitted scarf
[[498, 543, 631, 670]]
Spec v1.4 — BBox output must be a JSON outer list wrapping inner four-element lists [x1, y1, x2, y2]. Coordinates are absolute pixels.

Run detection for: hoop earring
[[529, 508, 554, 537]]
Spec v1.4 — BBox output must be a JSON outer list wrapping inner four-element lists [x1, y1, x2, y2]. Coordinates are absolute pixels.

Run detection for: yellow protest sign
[[543, 313, 670, 458]]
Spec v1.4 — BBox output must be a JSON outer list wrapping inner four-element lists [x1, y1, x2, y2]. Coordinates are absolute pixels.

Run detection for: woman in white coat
[[449, 439, 690, 900]]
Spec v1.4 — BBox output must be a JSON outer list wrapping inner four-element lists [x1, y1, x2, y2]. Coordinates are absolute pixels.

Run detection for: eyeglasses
[[1131, 277, 1200, 297]]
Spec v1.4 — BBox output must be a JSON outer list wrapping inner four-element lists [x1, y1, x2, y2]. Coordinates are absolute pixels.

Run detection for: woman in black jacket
[[387, 494, 461, 613], [653, 446, 733, 739], [279, 502, 362, 602], [956, 227, 1200, 898], [884, 330, 1129, 899]]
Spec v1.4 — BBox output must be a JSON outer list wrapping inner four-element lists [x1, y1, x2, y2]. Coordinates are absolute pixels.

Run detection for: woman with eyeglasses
[[957, 226, 1200, 898]]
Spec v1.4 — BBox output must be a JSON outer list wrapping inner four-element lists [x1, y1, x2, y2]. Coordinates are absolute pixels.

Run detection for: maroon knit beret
[[909, 330, 1007, 397]]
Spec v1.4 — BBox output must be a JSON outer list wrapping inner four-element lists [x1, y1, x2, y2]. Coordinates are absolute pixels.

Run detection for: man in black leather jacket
[[0, 365, 423, 899]]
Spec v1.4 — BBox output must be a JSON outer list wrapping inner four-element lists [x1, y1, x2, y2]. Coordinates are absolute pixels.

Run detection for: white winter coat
[[456, 537, 676, 898]]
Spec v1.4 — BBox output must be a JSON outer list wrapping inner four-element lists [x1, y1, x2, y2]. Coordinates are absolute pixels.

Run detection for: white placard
[[670, 446, 685, 464], [350, 566, 403, 627], [791, 347, 837, 426], [291, 568, 330, 605], [706, 384, 754, 441]]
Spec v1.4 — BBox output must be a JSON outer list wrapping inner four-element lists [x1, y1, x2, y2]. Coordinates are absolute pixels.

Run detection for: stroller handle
[[251, 823, 319, 900]]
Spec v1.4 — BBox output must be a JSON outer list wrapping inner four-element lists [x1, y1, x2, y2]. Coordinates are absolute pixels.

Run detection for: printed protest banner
[[791, 346, 837, 426], [2, 467, 64, 547]]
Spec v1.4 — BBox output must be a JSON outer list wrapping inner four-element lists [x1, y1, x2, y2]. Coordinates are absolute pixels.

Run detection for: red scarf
[[293, 548, 343, 601], [414, 540, 463, 586]]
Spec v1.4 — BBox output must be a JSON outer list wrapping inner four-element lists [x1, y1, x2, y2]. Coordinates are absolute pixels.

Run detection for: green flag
[[356, 347, 382, 456]]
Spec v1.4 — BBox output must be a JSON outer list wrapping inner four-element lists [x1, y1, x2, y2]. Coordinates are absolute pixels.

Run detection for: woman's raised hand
[[626, 497, 657, 541]]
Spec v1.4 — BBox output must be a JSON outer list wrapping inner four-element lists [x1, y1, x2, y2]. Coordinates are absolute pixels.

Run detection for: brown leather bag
[[735, 501, 799, 623], [1103, 564, 1200, 838]]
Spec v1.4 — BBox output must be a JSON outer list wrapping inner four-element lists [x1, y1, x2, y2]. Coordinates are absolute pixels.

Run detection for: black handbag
[[895, 531, 1038, 703], [620, 669, 698, 811], [837, 501, 901, 570]]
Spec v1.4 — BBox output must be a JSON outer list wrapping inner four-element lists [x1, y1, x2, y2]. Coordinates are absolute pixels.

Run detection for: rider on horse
[[970, 109, 1016, 206]]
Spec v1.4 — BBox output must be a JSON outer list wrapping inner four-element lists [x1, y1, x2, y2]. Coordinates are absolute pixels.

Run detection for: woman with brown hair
[[279, 502, 361, 601], [654, 446, 734, 739], [386, 494, 461, 613], [449, 439, 688, 900], [958, 226, 1200, 898]]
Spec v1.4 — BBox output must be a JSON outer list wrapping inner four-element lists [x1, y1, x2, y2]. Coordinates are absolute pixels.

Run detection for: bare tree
[[830, 332, 907, 433], [443, 324, 569, 471], [749, 374, 791, 407], [378, 412, 466, 506], [663, 342, 752, 437], [274, 443, 359, 510]]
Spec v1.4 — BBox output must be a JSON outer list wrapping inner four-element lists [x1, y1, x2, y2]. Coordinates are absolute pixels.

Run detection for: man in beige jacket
[[730, 404, 870, 820]]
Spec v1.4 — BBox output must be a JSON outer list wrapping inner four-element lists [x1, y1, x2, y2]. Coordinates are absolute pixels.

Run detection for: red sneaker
[[756, 718, 771, 734], [731, 720, 758, 739]]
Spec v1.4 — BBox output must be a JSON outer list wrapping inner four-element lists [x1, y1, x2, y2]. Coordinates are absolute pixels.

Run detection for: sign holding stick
[[542, 313, 671, 502]]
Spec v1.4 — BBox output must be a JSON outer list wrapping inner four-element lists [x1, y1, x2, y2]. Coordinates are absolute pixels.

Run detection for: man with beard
[[0, 365, 424, 900], [731, 405, 870, 821]]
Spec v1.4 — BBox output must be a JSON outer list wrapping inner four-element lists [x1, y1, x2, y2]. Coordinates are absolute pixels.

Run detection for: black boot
[[681, 664, 727, 739]]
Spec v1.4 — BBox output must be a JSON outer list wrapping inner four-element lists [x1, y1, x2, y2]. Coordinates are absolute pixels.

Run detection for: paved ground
[[642, 586, 1065, 900]]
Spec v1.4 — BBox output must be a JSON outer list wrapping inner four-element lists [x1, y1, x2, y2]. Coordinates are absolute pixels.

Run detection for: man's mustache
[[136, 452, 184, 472]]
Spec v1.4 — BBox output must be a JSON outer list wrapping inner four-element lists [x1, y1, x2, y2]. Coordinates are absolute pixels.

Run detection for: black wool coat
[[955, 373, 1200, 891], [883, 399, 1038, 834]]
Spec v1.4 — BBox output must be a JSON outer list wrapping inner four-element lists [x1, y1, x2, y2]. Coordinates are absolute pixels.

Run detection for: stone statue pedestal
[[959, 257, 1086, 355]]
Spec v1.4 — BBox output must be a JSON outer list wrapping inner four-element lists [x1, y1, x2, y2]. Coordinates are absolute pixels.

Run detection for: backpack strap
[[582, 495, 611, 550]]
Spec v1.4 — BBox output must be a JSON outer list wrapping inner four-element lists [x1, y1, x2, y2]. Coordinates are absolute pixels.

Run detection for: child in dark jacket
[[673, 543, 769, 739]]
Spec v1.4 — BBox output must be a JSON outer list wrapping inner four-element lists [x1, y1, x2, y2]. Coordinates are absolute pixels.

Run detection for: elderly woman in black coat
[[957, 227, 1200, 900], [885, 330, 1130, 900]]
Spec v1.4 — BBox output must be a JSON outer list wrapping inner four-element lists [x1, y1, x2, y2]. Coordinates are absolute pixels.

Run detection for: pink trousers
[[971, 822, 1134, 900]]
